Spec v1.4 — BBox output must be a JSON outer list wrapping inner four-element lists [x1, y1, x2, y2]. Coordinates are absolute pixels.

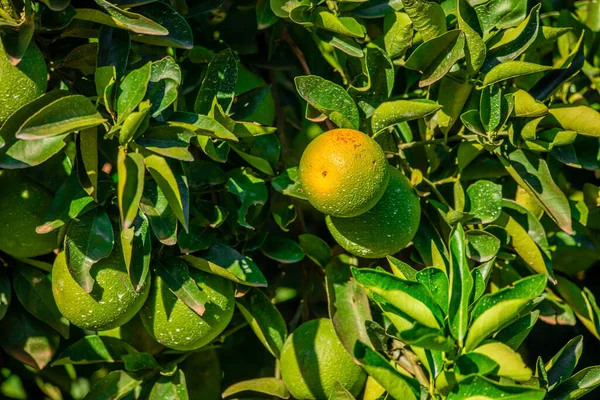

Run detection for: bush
[[1, 0, 600, 399]]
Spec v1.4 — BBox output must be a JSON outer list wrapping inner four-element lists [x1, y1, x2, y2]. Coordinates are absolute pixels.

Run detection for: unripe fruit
[[299, 129, 389, 218], [326, 166, 421, 258]]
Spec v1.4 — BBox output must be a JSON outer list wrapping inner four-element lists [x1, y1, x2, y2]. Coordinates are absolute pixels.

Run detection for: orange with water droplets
[[299, 129, 389, 218]]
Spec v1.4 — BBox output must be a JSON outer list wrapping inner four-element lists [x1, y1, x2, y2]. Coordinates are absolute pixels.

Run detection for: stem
[[422, 177, 452, 208], [402, 349, 429, 388]]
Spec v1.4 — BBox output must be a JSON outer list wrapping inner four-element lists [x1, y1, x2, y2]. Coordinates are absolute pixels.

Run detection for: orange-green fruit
[[0, 170, 57, 258], [52, 244, 150, 331], [140, 268, 235, 351], [299, 129, 389, 218], [181, 350, 222, 400], [280, 318, 366, 400], [101, 315, 164, 355], [0, 40, 47, 125], [326, 166, 421, 258], [235, 64, 275, 126]]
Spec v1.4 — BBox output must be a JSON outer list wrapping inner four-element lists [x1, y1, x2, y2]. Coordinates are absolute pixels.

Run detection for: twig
[[422, 177, 452, 208], [281, 27, 311, 75]]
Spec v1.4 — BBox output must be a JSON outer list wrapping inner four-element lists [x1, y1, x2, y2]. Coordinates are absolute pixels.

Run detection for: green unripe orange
[[280, 318, 366, 400], [0, 170, 57, 258], [52, 244, 150, 331], [140, 267, 235, 351], [299, 129, 389, 218], [326, 166, 421, 258], [0, 40, 47, 125]]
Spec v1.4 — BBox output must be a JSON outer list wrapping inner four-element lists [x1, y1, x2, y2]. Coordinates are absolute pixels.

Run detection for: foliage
[[1, 0, 600, 399]]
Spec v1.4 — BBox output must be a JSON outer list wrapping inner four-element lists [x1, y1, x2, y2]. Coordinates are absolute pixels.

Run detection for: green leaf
[[0, 269, 11, 321], [405, 30, 465, 87], [0, 302, 60, 370], [226, 168, 268, 229], [78, 128, 100, 200], [295, 75, 360, 130], [472, 341, 532, 381], [371, 99, 441, 133], [84, 370, 142, 400], [554, 276, 600, 340], [466, 230, 500, 263], [236, 288, 287, 358], [513, 89, 548, 117], [222, 378, 290, 399], [447, 376, 546, 399], [383, 12, 413, 59], [548, 366, 600, 400], [352, 267, 444, 329], [348, 47, 394, 115], [438, 77, 473, 134], [80, 0, 169, 35], [132, 2, 193, 49], [65, 209, 115, 293], [149, 369, 188, 400], [353, 342, 419, 400], [312, 7, 364, 38], [117, 62, 152, 123], [546, 336, 583, 390], [260, 235, 304, 264], [154, 259, 208, 316], [15, 95, 104, 140], [457, 0, 486, 75], [479, 85, 503, 133], [36, 173, 97, 234], [13, 265, 69, 338], [473, 0, 527, 33], [402, 0, 446, 41], [182, 246, 267, 287], [194, 49, 238, 115], [139, 180, 178, 245], [298, 234, 332, 268], [53, 335, 137, 365], [137, 126, 195, 161], [448, 224, 473, 346], [326, 256, 373, 360], [482, 4, 541, 72], [494, 310, 539, 350], [466, 180, 502, 224], [144, 153, 189, 230], [545, 105, 600, 138], [272, 167, 306, 200], [146, 57, 182, 117], [464, 274, 546, 351], [117, 149, 145, 230], [498, 149, 573, 234], [388, 256, 418, 281], [0, 91, 70, 169], [482, 61, 552, 87], [328, 382, 355, 400], [168, 112, 238, 141], [120, 212, 151, 292], [97, 26, 130, 78], [416, 267, 448, 314]]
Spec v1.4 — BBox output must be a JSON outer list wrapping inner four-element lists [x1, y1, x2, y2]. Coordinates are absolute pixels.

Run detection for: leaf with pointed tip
[[237, 288, 287, 358], [84, 370, 143, 400], [118, 149, 145, 230], [226, 168, 268, 229], [144, 153, 189, 230], [494, 310, 539, 350], [194, 49, 237, 115], [447, 376, 546, 399], [65, 209, 115, 293], [417, 267, 449, 315], [472, 341, 532, 381], [222, 378, 290, 399], [546, 336, 584, 390], [121, 212, 151, 292], [154, 259, 208, 316], [139, 180, 177, 245], [402, 0, 446, 41], [482, 61, 552, 87], [132, 2, 193, 49], [448, 224, 473, 346], [52, 335, 137, 365], [457, 0, 486, 75], [387, 256, 418, 281], [548, 366, 600, 400], [298, 234, 332, 268], [371, 99, 441, 133]]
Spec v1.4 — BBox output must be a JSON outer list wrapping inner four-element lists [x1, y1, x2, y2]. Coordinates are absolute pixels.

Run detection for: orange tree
[[1, 0, 600, 399]]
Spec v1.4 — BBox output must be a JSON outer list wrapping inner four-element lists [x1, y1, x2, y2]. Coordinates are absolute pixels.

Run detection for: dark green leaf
[[149, 369, 188, 400], [226, 168, 268, 229], [84, 370, 142, 400], [132, 2, 193, 49], [53, 335, 137, 365], [139, 180, 178, 245], [548, 366, 600, 400], [117, 149, 145, 230], [194, 49, 237, 115], [154, 259, 208, 316], [260, 235, 304, 264], [448, 224, 473, 346], [117, 62, 152, 123], [402, 0, 446, 41]]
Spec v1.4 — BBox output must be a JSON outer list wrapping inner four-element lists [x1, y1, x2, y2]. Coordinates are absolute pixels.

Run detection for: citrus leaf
[[513, 89, 548, 117], [97, 25, 130, 78], [383, 12, 413, 59], [447, 376, 546, 399], [13, 265, 70, 339], [328, 382, 355, 400], [194, 48, 237, 115], [298, 234, 332, 268], [222, 378, 290, 399], [117, 149, 145, 230], [136, 126, 195, 161], [354, 342, 419, 400], [388, 256, 418, 281], [312, 7, 364, 38], [83, 0, 168, 35], [144, 153, 189, 230], [117, 62, 152, 123], [326, 256, 373, 361], [546, 336, 583, 390], [295, 75, 360, 130], [457, 0, 486, 75], [472, 341, 532, 381], [548, 366, 600, 400], [0, 302, 60, 370], [0, 269, 11, 321], [482, 61, 552, 87], [182, 244, 267, 287], [84, 370, 143, 400], [464, 274, 546, 351], [545, 105, 600, 138], [448, 224, 473, 346], [260, 235, 304, 264], [154, 259, 208, 317], [352, 267, 444, 329], [15, 95, 104, 140], [372, 99, 440, 133], [405, 30, 465, 87], [168, 112, 237, 141], [402, 0, 446, 41], [120, 211, 151, 293], [226, 168, 268, 229], [139, 180, 178, 245], [466, 180, 502, 224], [498, 148, 573, 234], [494, 310, 539, 350], [65, 208, 115, 293], [438, 77, 473, 134], [149, 369, 188, 400], [236, 288, 287, 358], [554, 276, 600, 340], [132, 2, 193, 49], [52, 335, 138, 365]]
